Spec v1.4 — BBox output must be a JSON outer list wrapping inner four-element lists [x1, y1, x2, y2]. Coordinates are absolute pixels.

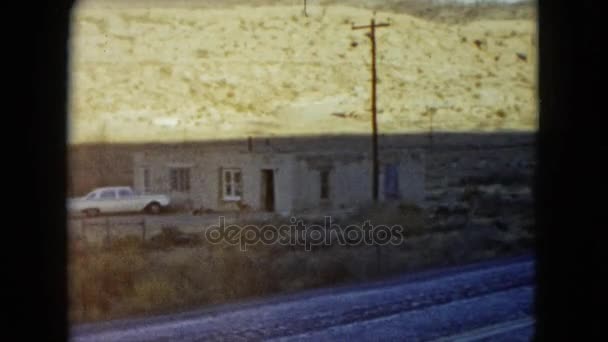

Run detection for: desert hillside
[[69, 1, 537, 144]]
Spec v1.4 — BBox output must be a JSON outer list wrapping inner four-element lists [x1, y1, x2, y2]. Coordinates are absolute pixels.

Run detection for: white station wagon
[[68, 186, 170, 217]]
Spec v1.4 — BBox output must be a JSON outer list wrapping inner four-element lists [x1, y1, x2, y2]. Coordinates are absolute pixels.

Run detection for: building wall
[[69, 145, 136, 196], [134, 147, 426, 215], [134, 149, 296, 214], [292, 149, 426, 214], [293, 153, 371, 213], [71, 133, 533, 197]]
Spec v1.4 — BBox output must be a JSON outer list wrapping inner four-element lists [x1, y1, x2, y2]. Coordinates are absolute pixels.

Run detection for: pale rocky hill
[[69, 1, 537, 143]]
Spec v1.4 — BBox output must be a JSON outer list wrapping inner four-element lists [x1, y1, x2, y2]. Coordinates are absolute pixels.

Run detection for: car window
[[118, 189, 133, 198], [85, 192, 97, 200], [99, 190, 116, 199]]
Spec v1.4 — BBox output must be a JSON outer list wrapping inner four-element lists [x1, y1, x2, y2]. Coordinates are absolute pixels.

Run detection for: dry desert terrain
[[68, 0, 537, 143]]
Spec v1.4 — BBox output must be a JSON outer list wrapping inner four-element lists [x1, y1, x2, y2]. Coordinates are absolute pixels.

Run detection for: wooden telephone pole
[[352, 19, 390, 202]]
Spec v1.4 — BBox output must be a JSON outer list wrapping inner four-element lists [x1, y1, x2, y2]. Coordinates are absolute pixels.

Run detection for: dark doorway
[[261, 169, 275, 212], [320, 170, 330, 200], [383, 164, 400, 200]]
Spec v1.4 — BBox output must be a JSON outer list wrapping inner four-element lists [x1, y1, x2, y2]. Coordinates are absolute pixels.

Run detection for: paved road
[[71, 254, 535, 341]]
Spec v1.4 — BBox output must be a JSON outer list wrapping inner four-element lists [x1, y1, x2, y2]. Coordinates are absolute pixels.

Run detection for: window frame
[[222, 168, 243, 201], [169, 167, 191, 192]]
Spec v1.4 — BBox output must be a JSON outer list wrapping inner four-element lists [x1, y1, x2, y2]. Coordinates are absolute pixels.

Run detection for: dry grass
[[68, 202, 533, 323], [70, 0, 537, 143]]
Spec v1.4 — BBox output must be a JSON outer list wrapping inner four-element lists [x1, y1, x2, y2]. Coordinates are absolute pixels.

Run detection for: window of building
[[320, 170, 330, 199], [170, 167, 191, 192], [222, 168, 242, 201]]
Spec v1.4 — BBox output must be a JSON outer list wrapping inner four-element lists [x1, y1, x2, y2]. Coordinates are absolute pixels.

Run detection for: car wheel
[[84, 208, 100, 217], [146, 203, 162, 215]]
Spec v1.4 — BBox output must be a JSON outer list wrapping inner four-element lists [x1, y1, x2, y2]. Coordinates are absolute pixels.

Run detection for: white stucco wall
[[133, 149, 296, 214], [134, 147, 425, 215], [291, 149, 426, 214]]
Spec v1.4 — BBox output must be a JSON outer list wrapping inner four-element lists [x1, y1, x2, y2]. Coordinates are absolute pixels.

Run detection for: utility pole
[[429, 106, 435, 151], [352, 19, 390, 202], [353, 19, 390, 276]]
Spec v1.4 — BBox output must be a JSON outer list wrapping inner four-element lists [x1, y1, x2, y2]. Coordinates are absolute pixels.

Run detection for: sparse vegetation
[[69, 202, 533, 323], [460, 170, 530, 187], [71, 0, 537, 143]]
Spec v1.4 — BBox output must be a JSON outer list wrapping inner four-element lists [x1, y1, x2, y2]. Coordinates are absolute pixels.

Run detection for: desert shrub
[[68, 202, 533, 323], [69, 246, 149, 321], [271, 250, 311, 291], [460, 170, 531, 187], [146, 226, 202, 250], [130, 276, 179, 312], [475, 192, 504, 217], [307, 250, 353, 285], [461, 184, 481, 202], [347, 201, 427, 237], [102, 235, 144, 253]]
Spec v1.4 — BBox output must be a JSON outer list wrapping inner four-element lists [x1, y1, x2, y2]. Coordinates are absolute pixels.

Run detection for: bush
[[102, 235, 144, 253], [348, 201, 428, 236], [146, 226, 203, 250], [68, 204, 533, 323], [460, 170, 531, 187], [461, 185, 481, 202]]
